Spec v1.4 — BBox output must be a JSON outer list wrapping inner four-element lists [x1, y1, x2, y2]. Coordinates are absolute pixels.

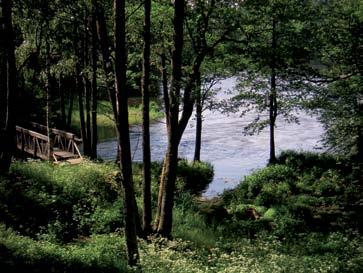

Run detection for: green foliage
[[0, 161, 123, 242], [223, 151, 362, 237], [0, 156, 362, 272], [148, 159, 214, 196], [70, 100, 164, 140], [176, 160, 214, 195], [228, 164, 296, 205], [0, 224, 128, 273]]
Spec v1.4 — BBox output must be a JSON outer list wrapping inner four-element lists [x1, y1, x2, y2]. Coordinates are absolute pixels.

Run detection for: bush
[[224, 164, 296, 206], [0, 161, 123, 242], [176, 160, 214, 195], [149, 159, 214, 196], [0, 224, 128, 273]]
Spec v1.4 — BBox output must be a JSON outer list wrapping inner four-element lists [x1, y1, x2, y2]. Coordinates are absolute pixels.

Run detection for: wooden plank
[[66, 158, 83, 165], [16, 126, 49, 141], [53, 151, 77, 159]]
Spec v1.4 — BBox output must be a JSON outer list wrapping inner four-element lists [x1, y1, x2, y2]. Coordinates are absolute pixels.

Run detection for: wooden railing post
[[48, 132, 54, 161], [21, 128, 25, 152], [33, 136, 37, 157]]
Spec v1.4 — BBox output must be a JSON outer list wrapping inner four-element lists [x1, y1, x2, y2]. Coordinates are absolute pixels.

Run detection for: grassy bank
[[0, 152, 362, 272], [70, 99, 164, 140]]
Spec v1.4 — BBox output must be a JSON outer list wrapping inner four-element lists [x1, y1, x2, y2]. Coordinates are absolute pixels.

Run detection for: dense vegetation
[[0, 152, 361, 272], [1, 0, 362, 271]]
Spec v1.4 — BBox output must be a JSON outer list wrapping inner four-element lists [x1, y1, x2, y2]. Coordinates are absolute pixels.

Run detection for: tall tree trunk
[[90, 8, 98, 159], [74, 23, 87, 154], [84, 15, 92, 157], [96, 0, 143, 237], [141, 0, 152, 235], [114, 0, 139, 266], [154, 0, 185, 237], [67, 86, 74, 129], [161, 52, 169, 128], [0, 0, 16, 174], [194, 72, 202, 162], [45, 37, 53, 160], [269, 18, 277, 164], [95, 4, 117, 121], [59, 74, 66, 129]]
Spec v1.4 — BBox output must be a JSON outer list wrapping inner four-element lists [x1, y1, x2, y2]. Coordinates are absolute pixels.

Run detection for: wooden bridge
[[16, 122, 83, 164]]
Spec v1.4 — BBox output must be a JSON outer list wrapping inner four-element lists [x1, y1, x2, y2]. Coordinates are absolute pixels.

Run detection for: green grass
[[0, 224, 128, 273], [0, 153, 362, 273], [71, 99, 164, 140]]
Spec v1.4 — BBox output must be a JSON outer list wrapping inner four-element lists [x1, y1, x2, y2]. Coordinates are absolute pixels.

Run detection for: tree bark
[[154, 0, 185, 237], [96, 0, 143, 237], [0, 0, 17, 174], [194, 71, 202, 162], [141, 0, 152, 235], [84, 15, 92, 157], [66, 83, 74, 130], [95, 4, 118, 121], [58, 74, 66, 129], [90, 7, 98, 159], [269, 18, 277, 164], [161, 52, 170, 128], [73, 22, 87, 155], [114, 0, 139, 266]]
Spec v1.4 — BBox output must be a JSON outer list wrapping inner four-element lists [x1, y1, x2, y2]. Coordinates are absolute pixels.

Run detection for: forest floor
[[0, 151, 362, 272]]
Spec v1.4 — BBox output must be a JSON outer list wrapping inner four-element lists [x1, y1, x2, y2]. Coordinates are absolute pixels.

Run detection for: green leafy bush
[[0, 224, 128, 273], [0, 161, 123, 242], [149, 159, 214, 196], [176, 160, 214, 195]]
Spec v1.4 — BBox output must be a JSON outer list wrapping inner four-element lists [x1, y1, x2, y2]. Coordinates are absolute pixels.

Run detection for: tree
[[0, 0, 17, 174], [114, 0, 139, 265], [308, 0, 363, 161], [141, 0, 152, 234], [154, 0, 185, 237], [230, 0, 316, 163], [193, 75, 221, 161], [90, 3, 98, 159], [154, 0, 234, 236]]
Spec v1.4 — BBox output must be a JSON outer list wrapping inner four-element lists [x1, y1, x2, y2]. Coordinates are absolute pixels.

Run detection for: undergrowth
[[0, 151, 362, 272]]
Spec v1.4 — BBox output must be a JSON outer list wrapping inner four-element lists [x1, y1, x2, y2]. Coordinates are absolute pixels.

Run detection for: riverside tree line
[[0, 0, 361, 266]]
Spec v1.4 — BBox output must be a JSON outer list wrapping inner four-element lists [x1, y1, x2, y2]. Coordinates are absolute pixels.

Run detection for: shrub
[[0, 224, 128, 273], [150, 159, 214, 196], [224, 164, 296, 206], [0, 161, 123, 242], [176, 160, 214, 195]]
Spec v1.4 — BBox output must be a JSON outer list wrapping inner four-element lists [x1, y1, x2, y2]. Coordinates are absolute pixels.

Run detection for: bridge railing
[[16, 126, 51, 160], [16, 123, 82, 161]]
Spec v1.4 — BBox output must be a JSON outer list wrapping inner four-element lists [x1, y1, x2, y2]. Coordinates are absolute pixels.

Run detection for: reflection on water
[[98, 78, 324, 197], [97, 126, 117, 141]]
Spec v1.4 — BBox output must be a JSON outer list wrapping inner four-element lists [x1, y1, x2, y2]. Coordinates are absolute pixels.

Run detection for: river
[[97, 78, 324, 197]]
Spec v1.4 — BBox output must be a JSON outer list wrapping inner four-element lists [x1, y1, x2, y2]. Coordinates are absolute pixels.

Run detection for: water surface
[[98, 78, 324, 197]]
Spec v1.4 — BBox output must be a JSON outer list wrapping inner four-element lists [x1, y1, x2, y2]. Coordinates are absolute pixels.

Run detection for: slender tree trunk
[[95, 4, 117, 120], [0, 0, 16, 174], [141, 0, 152, 235], [114, 0, 139, 266], [59, 74, 66, 129], [161, 52, 170, 128], [90, 9, 98, 159], [74, 23, 87, 154], [96, 0, 143, 237], [67, 86, 74, 129], [45, 37, 53, 161], [154, 0, 185, 237], [84, 15, 92, 157], [269, 18, 277, 164], [194, 72, 202, 162]]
